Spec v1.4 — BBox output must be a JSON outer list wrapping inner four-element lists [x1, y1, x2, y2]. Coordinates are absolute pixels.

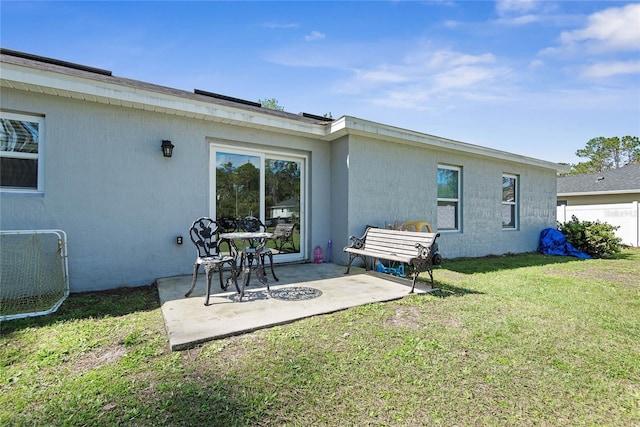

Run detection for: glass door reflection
[[215, 151, 302, 257]]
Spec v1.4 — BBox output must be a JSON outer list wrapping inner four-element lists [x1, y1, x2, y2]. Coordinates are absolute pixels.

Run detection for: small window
[[437, 165, 461, 231], [502, 174, 518, 229], [1, 112, 44, 192]]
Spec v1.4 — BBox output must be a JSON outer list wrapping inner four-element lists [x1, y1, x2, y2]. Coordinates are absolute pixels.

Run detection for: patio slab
[[157, 262, 434, 351]]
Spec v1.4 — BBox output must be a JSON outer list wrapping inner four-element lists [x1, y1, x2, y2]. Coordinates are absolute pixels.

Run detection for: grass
[[1, 249, 639, 426]]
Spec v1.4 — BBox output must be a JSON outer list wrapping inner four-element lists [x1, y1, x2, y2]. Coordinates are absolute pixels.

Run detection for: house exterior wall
[[1, 52, 564, 293], [329, 135, 349, 263], [336, 135, 557, 261], [1, 88, 332, 292]]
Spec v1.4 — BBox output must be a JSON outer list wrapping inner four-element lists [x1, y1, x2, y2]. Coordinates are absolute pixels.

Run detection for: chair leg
[[265, 251, 278, 281], [255, 257, 268, 289], [204, 264, 215, 306], [185, 263, 199, 297], [227, 259, 242, 295], [238, 252, 250, 301], [218, 266, 226, 291]]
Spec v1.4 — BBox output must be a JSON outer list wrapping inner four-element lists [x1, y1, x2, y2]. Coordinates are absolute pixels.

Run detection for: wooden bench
[[343, 227, 441, 293], [270, 223, 297, 252]]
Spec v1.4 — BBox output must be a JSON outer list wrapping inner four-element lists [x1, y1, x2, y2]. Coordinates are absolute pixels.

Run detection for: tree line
[[565, 136, 639, 175]]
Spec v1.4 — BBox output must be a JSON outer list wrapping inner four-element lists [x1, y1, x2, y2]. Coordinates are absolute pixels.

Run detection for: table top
[[220, 232, 273, 240]]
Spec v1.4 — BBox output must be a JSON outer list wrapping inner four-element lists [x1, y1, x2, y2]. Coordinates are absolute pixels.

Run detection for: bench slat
[[344, 248, 413, 263]]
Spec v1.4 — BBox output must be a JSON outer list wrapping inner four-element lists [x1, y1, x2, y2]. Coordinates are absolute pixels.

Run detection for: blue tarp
[[538, 228, 591, 259]]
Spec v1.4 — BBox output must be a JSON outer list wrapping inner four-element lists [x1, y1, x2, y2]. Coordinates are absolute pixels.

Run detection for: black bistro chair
[[184, 217, 240, 305], [216, 217, 237, 233], [216, 217, 238, 256], [237, 216, 279, 283]]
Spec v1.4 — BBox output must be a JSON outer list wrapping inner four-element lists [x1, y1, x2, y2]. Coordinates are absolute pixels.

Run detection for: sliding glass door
[[212, 145, 305, 262]]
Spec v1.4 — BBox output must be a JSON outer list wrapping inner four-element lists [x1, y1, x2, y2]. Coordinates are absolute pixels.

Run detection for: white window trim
[[0, 111, 45, 194], [502, 173, 519, 230], [437, 164, 462, 232]]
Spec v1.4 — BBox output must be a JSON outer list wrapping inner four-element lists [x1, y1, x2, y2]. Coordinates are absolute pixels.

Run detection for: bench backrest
[[273, 223, 295, 237], [364, 227, 438, 258]]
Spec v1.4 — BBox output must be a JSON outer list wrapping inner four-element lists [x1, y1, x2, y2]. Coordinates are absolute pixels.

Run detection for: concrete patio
[[158, 262, 435, 350]]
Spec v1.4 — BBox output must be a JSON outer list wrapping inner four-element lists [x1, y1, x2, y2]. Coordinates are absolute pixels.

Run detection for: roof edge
[[558, 189, 640, 197], [0, 51, 330, 138], [327, 116, 567, 171]]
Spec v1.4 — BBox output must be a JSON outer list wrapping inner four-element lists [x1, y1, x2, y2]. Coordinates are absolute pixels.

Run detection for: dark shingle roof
[[0, 48, 332, 126], [557, 164, 640, 194]]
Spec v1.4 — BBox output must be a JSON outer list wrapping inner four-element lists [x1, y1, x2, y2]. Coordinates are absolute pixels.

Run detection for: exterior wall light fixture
[[161, 140, 174, 158]]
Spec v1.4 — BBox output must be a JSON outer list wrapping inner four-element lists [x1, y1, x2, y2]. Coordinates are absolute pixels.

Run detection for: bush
[[558, 215, 622, 258]]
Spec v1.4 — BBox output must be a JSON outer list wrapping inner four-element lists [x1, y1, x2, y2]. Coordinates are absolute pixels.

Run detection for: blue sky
[[2, 1, 639, 164]]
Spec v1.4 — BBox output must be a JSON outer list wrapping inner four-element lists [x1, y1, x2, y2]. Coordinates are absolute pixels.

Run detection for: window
[[212, 145, 306, 263], [1, 112, 44, 192], [437, 165, 461, 231], [502, 174, 518, 229]]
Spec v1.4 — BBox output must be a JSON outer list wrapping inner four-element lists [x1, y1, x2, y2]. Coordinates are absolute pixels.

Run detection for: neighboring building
[[268, 198, 299, 223], [557, 164, 640, 246], [1, 48, 566, 292]]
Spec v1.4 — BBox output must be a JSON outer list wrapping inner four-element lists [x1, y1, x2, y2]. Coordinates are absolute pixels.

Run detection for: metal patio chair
[[185, 217, 240, 305], [237, 216, 279, 283]]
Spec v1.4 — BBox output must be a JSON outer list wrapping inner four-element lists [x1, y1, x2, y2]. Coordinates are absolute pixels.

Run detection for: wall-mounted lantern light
[[161, 140, 174, 158]]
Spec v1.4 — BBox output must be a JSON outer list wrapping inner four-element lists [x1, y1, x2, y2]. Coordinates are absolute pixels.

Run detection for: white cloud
[[340, 48, 511, 109], [497, 14, 539, 25], [529, 59, 544, 68], [493, 0, 561, 26], [304, 31, 326, 42], [357, 69, 408, 84], [560, 3, 640, 52], [495, 0, 539, 16], [580, 60, 640, 78], [424, 51, 496, 68], [432, 65, 502, 90]]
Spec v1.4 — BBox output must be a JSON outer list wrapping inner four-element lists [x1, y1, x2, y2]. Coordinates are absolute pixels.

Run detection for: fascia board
[[325, 115, 567, 172], [558, 189, 640, 197], [0, 62, 328, 138]]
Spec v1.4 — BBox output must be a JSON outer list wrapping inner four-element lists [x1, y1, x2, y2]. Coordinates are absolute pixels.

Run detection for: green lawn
[[1, 249, 638, 426]]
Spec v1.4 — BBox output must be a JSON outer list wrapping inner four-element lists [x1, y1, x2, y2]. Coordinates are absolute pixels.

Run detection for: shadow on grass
[[0, 284, 160, 335], [420, 281, 485, 299], [439, 251, 590, 275]]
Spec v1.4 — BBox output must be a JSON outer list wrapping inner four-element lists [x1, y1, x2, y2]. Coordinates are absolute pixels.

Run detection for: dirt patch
[[71, 345, 127, 373], [385, 306, 423, 329]]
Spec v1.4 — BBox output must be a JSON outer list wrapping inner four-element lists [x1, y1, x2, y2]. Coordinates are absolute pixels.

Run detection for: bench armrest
[[344, 232, 367, 250], [414, 242, 433, 260]]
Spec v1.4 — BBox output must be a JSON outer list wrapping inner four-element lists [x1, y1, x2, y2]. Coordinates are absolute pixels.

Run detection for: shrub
[[558, 215, 623, 258]]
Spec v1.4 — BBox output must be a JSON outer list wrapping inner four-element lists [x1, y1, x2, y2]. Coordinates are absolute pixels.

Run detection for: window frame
[[0, 111, 45, 194], [437, 164, 462, 232], [502, 173, 519, 230], [209, 143, 307, 263]]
